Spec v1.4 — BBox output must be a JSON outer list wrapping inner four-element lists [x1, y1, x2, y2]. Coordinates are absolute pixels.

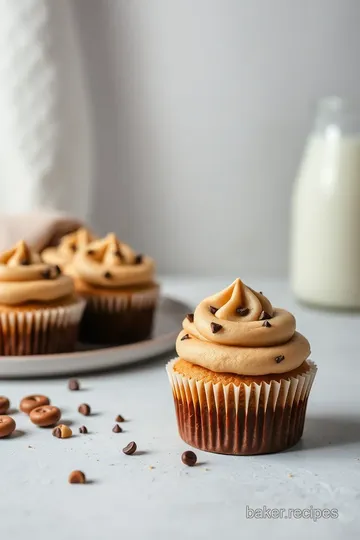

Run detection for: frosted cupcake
[[42, 227, 96, 274], [167, 279, 317, 455], [72, 233, 159, 345], [0, 241, 85, 355]]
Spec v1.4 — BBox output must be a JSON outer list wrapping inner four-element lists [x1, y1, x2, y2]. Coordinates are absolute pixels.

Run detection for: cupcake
[[0, 241, 85, 355], [41, 227, 96, 274], [167, 279, 317, 455], [72, 233, 159, 345]]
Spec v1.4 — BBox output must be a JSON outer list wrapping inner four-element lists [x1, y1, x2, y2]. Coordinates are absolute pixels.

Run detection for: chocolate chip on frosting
[[211, 322, 223, 334], [134, 254, 143, 265], [263, 320, 272, 328], [259, 311, 272, 321], [41, 268, 52, 280], [275, 355, 285, 364], [186, 313, 194, 323], [236, 306, 249, 316], [87, 249, 95, 255], [181, 333, 191, 341], [113, 250, 124, 259], [70, 245, 77, 253], [54, 264, 62, 275], [209, 306, 218, 315], [20, 259, 30, 266], [104, 271, 112, 279]]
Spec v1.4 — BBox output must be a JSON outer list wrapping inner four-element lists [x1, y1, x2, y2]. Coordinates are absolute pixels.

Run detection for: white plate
[[0, 296, 189, 378]]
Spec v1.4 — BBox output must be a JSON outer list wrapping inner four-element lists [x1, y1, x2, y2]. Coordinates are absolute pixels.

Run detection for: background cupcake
[[0, 241, 85, 355], [41, 227, 96, 274], [167, 278, 317, 455], [72, 233, 159, 345]]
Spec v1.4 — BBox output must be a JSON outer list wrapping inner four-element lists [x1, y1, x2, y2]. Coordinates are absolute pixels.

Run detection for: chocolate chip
[[54, 264, 62, 275], [78, 403, 91, 416], [87, 249, 95, 255], [52, 427, 62, 438], [209, 306, 218, 315], [259, 291, 263, 295], [68, 470, 86, 484], [70, 245, 77, 253], [20, 259, 30, 265], [123, 441, 137, 455], [236, 306, 249, 316], [275, 355, 285, 364], [113, 250, 123, 259], [259, 311, 272, 320], [79, 425, 88, 434], [112, 424, 122, 433], [104, 271, 112, 279], [135, 254, 143, 265], [263, 320, 272, 327], [211, 322, 222, 334], [186, 313, 194, 323], [68, 379, 80, 391], [41, 268, 52, 279], [181, 450, 197, 467], [181, 334, 191, 341], [115, 415, 125, 422]]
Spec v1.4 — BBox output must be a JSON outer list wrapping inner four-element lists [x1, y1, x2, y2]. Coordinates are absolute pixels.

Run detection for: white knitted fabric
[[0, 0, 92, 218]]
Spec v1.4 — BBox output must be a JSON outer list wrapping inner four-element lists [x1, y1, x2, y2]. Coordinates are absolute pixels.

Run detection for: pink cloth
[[0, 211, 83, 252]]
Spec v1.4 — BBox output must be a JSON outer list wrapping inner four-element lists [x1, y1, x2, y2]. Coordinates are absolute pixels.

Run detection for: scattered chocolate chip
[[20, 259, 30, 265], [123, 441, 137, 455], [134, 254, 143, 265], [181, 333, 191, 341], [41, 268, 52, 279], [186, 313, 194, 323], [112, 424, 122, 433], [68, 470, 86, 484], [263, 320, 272, 327], [104, 271, 112, 279], [115, 415, 125, 422], [275, 355, 285, 364], [79, 425, 88, 434], [211, 322, 223, 334], [259, 291, 263, 295], [209, 306, 218, 315], [259, 311, 272, 321], [68, 379, 80, 391], [52, 427, 62, 438], [236, 306, 249, 316], [181, 450, 197, 467], [87, 249, 95, 255], [78, 403, 91, 416]]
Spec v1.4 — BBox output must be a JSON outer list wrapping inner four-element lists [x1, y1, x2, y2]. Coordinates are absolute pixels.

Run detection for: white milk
[[290, 129, 360, 308]]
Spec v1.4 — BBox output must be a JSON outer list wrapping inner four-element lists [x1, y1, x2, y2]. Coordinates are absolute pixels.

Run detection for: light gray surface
[[0, 277, 359, 539], [74, 0, 360, 275]]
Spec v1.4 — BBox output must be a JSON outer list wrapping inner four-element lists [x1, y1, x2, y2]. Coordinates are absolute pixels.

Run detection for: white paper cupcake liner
[[0, 298, 86, 355], [167, 358, 317, 455]]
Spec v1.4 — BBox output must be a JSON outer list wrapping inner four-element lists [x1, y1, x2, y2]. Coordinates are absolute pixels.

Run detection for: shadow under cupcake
[[167, 278, 317, 455]]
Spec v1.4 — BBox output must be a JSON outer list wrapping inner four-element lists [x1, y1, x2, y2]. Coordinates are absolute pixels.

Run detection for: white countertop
[[0, 276, 359, 540]]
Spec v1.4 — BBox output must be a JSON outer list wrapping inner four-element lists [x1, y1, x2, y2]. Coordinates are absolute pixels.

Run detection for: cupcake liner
[[79, 286, 159, 345], [0, 299, 86, 355], [167, 359, 317, 455]]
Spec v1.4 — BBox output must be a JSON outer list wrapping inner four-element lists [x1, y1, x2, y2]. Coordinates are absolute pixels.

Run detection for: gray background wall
[[73, 0, 360, 275]]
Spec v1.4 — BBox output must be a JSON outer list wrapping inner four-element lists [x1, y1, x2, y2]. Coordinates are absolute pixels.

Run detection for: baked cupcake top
[[176, 279, 311, 376], [72, 233, 155, 288], [0, 241, 74, 305], [42, 227, 96, 267]]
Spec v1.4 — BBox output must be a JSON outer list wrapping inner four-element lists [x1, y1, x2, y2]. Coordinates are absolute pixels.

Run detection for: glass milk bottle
[[290, 97, 360, 309]]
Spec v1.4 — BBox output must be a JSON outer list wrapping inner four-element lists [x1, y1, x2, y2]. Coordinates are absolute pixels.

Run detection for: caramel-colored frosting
[[72, 233, 155, 288], [0, 241, 74, 305], [42, 227, 96, 267], [176, 279, 311, 376]]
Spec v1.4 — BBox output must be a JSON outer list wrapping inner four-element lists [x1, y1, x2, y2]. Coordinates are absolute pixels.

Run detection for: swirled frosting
[[176, 279, 311, 376], [72, 233, 155, 288], [42, 228, 96, 267], [0, 241, 74, 305]]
